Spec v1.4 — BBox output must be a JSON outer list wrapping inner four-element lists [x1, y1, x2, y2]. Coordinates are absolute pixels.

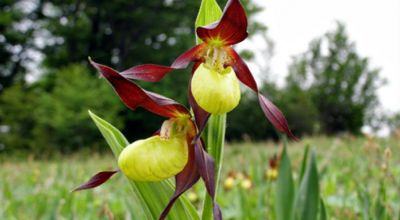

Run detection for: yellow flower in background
[[224, 176, 236, 190], [187, 191, 198, 203], [266, 169, 278, 181], [266, 154, 279, 181], [240, 178, 252, 190]]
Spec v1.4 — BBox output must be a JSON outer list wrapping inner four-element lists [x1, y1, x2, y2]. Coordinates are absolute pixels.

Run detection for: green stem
[[201, 113, 227, 220]]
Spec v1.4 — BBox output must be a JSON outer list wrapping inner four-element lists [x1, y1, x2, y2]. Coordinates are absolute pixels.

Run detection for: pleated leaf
[[295, 150, 320, 220], [299, 145, 310, 184], [319, 198, 327, 220], [88, 111, 200, 220], [276, 143, 295, 220]]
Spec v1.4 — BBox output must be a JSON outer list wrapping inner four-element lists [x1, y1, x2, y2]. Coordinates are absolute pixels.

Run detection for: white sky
[[244, 0, 400, 113]]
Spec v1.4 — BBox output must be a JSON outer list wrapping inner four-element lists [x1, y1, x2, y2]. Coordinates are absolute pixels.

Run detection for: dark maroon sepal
[[121, 64, 174, 82], [225, 48, 297, 140], [213, 204, 222, 220], [73, 170, 118, 191], [90, 58, 190, 118], [171, 43, 206, 69], [159, 139, 200, 220], [194, 139, 222, 220], [258, 94, 298, 141], [197, 0, 248, 46], [194, 139, 216, 197], [226, 47, 258, 92]]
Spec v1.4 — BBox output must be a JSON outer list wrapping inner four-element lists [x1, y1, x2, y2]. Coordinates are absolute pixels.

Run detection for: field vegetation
[[1, 136, 398, 219]]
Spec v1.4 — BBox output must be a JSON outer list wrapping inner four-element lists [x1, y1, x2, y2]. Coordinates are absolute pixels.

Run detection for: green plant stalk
[[201, 113, 227, 220]]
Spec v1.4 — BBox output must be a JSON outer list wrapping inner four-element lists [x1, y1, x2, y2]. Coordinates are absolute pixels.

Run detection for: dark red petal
[[197, 0, 248, 46], [258, 94, 298, 141], [73, 170, 118, 191], [213, 205, 222, 220], [122, 44, 206, 82], [194, 139, 221, 220], [159, 139, 200, 220], [90, 59, 190, 118], [225, 48, 297, 140], [194, 139, 216, 197], [188, 65, 210, 134], [171, 43, 207, 69], [121, 64, 174, 82], [225, 47, 258, 92]]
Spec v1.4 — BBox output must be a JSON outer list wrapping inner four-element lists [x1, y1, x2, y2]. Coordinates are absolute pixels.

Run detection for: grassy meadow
[[1, 136, 399, 220]]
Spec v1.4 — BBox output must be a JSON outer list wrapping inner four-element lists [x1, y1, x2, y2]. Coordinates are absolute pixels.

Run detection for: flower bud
[[191, 63, 240, 114], [118, 136, 188, 181]]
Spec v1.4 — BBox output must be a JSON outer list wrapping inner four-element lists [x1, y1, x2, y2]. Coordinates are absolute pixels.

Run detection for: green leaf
[[276, 142, 295, 220], [298, 145, 310, 184], [374, 181, 386, 220], [319, 198, 327, 220], [195, 0, 222, 44], [357, 186, 371, 220], [88, 111, 200, 220], [295, 150, 320, 220]]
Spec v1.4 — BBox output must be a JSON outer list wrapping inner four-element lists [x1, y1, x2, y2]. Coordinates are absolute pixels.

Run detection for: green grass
[[1, 136, 399, 219]]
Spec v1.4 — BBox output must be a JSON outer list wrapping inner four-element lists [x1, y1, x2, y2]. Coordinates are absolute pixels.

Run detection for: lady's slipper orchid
[[118, 131, 189, 182], [118, 0, 297, 140], [74, 60, 222, 220]]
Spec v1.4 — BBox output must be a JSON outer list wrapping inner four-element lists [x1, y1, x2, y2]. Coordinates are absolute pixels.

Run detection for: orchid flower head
[[120, 0, 297, 140], [75, 59, 221, 220]]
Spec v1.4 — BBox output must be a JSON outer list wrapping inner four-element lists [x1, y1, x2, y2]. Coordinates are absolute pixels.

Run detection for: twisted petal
[[259, 95, 298, 141], [73, 170, 118, 191], [90, 59, 190, 118], [120, 44, 206, 82], [194, 138, 221, 220], [171, 43, 207, 69], [121, 64, 174, 82], [159, 137, 200, 220], [226, 47, 258, 92], [226, 48, 298, 140], [197, 0, 248, 46]]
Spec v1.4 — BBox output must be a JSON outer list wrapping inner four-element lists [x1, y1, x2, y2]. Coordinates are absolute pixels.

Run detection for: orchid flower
[[75, 1, 296, 219], [74, 60, 222, 220], [118, 0, 296, 139]]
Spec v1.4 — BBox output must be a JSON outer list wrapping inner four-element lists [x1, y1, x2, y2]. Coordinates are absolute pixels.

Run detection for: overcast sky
[[244, 0, 400, 113]]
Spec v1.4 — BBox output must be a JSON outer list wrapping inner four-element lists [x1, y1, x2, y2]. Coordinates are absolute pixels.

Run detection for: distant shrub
[[287, 23, 384, 134], [0, 64, 123, 154]]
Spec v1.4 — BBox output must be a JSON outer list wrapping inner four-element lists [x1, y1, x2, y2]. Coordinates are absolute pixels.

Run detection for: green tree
[[0, 0, 267, 152], [0, 0, 37, 92], [0, 64, 123, 154], [287, 23, 384, 134], [388, 113, 400, 135]]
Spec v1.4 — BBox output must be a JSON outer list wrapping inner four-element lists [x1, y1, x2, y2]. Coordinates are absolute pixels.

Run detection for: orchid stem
[[202, 113, 226, 220]]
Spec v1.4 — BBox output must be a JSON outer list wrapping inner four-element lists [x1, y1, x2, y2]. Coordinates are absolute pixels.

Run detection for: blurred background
[[0, 0, 399, 219], [1, 0, 399, 154]]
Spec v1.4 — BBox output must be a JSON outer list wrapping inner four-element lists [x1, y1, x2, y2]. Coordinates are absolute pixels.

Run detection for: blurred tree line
[[0, 1, 386, 154], [227, 23, 385, 140]]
